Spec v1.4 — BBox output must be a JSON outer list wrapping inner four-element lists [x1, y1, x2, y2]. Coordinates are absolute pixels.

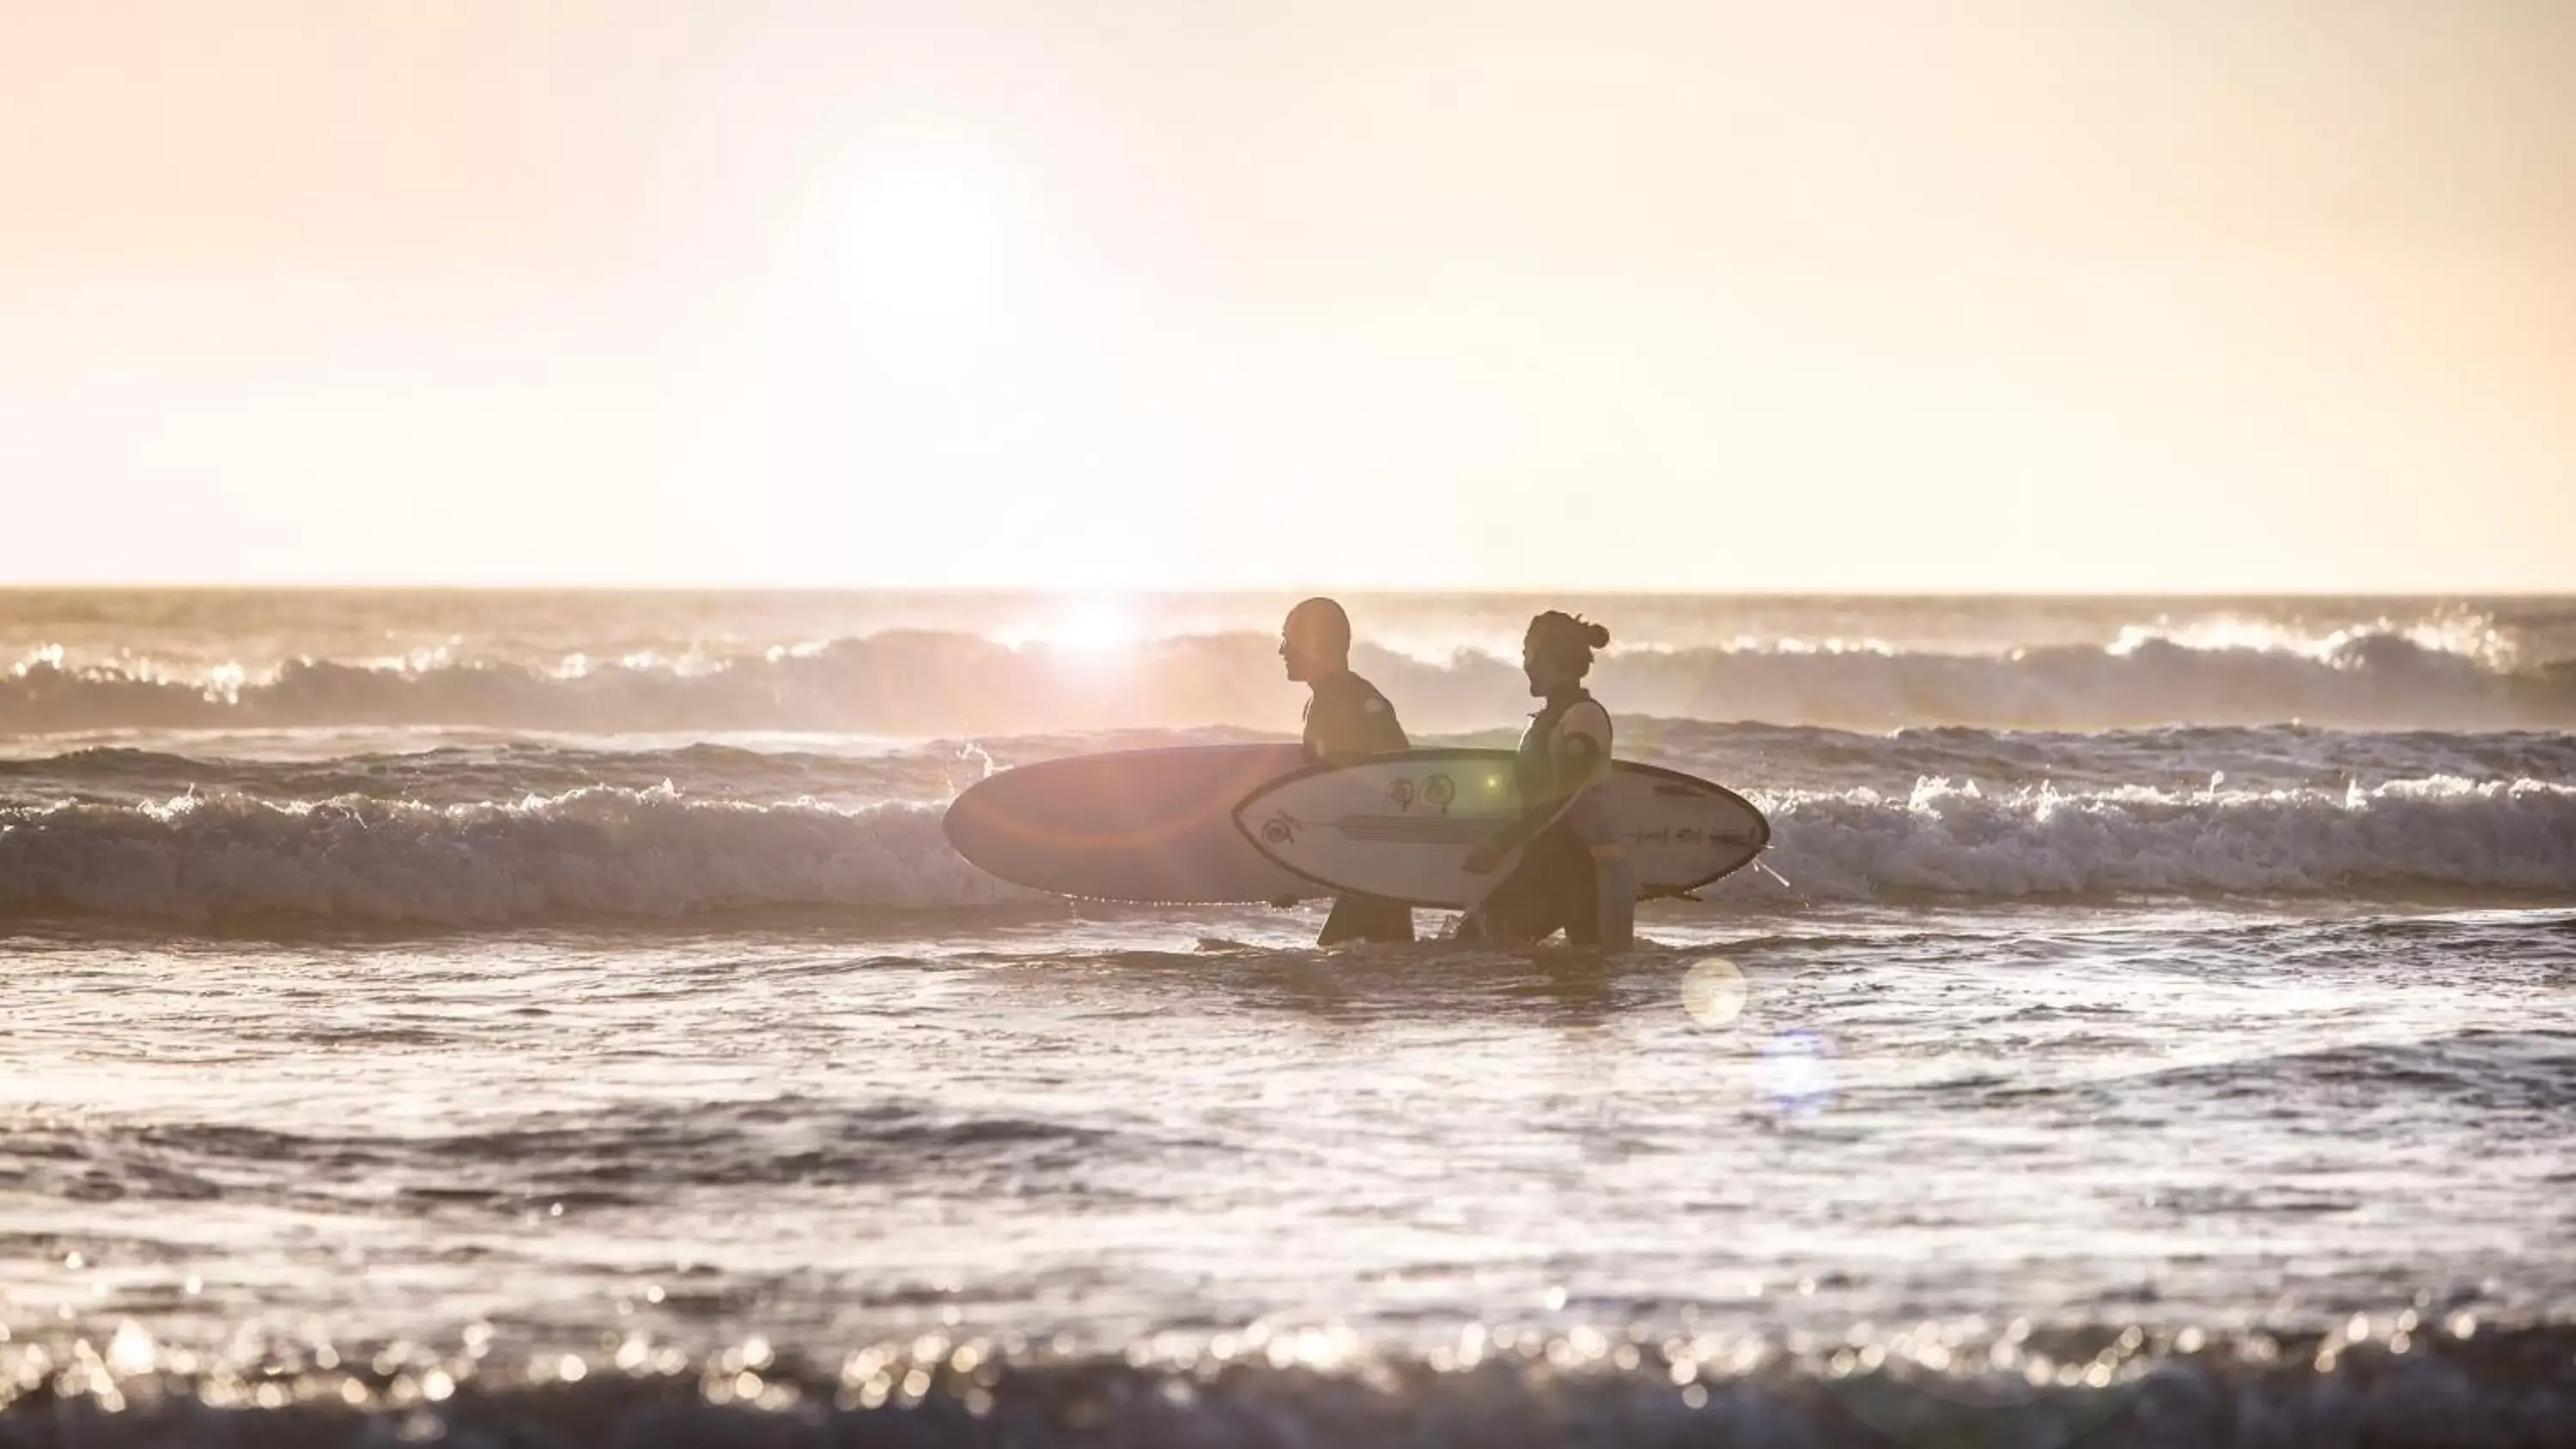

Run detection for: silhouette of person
[[1460, 611, 1635, 949], [1279, 597, 1414, 945]]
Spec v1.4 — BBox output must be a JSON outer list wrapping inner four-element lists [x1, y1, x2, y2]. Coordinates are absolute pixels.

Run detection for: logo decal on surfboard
[[1383, 776, 1455, 814]]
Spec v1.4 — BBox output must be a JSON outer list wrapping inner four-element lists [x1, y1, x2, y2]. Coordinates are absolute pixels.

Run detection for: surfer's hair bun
[[1528, 610, 1611, 665]]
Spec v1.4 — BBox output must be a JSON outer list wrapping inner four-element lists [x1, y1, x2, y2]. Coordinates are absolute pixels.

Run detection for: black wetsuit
[[1474, 689, 1633, 949], [1302, 670, 1415, 944]]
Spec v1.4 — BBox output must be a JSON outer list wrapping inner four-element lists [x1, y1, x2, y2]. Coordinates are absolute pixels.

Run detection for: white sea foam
[[2, 625, 2567, 735], [0, 786, 1034, 924], [2, 775, 2566, 924], [2106, 609, 2523, 670], [1736, 775, 2576, 901], [8, 722, 2570, 812]]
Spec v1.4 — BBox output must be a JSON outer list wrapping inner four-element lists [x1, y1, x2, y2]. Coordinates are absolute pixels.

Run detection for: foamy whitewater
[[3, 590, 2572, 1447]]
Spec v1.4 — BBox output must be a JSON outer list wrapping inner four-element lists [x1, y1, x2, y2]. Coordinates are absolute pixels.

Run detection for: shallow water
[[3, 591, 2572, 1446]]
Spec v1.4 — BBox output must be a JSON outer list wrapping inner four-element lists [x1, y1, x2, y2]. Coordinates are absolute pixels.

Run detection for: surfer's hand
[[1461, 843, 1504, 875], [1266, 895, 1302, 909]]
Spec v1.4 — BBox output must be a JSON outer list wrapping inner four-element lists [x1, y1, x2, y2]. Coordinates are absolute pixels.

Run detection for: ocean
[[2, 588, 2571, 1446]]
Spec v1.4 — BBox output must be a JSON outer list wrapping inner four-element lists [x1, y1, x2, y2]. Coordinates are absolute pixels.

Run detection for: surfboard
[[942, 744, 1316, 904], [1232, 749, 1769, 909]]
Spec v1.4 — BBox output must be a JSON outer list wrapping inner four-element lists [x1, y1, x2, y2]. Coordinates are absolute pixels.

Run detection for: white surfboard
[[1232, 749, 1769, 908]]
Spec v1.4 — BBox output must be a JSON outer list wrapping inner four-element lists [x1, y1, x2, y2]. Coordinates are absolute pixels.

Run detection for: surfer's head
[[1522, 611, 1609, 695], [1280, 597, 1352, 682]]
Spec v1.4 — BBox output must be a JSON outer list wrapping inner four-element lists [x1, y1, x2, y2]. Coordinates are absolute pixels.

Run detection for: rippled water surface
[[3, 591, 2572, 1446]]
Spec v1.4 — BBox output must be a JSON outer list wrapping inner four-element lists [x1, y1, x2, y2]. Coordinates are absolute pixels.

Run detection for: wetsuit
[[1474, 689, 1637, 949], [1302, 670, 1415, 944]]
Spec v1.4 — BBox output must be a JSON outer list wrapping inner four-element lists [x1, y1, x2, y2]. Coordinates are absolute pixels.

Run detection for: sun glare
[[999, 596, 1144, 655]]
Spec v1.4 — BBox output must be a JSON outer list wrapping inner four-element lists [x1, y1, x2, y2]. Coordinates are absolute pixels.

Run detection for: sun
[[825, 130, 1036, 358], [763, 128, 1228, 594]]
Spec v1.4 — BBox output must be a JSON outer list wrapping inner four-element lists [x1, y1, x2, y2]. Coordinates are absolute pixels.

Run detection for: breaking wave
[[2, 776, 2567, 925], [7, 722, 2573, 808], [0, 788, 1033, 924], [1747, 775, 2576, 901], [6, 626, 2573, 735]]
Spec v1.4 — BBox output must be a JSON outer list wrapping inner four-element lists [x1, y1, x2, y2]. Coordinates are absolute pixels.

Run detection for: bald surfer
[[1278, 597, 1415, 944]]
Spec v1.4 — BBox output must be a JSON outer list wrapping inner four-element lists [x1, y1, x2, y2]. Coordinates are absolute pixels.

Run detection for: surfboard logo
[[1388, 779, 1418, 811], [1423, 774, 1455, 813], [1260, 811, 1303, 846]]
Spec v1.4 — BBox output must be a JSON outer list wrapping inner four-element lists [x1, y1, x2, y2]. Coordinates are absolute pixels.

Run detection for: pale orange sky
[[3, 0, 2571, 591]]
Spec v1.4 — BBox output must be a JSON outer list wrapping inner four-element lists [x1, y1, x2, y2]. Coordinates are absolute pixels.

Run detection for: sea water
[[3, 590, 2571, 1446]]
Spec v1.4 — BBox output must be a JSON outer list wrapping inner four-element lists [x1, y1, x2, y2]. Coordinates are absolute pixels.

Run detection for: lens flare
[[1680, 957, 1748, 1028], [1754, 1031, 1838, 1116]]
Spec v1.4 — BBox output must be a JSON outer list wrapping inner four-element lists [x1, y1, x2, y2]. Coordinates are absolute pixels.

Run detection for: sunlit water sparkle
[[3, 591, 2572, 1446]]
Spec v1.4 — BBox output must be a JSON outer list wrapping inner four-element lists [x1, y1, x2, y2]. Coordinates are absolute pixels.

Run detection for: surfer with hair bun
[[1460, 610, 1635, 949], [1279, 597, 1415, 944]]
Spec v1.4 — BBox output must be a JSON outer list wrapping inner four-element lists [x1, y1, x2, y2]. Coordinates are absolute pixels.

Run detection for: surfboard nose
[[941, 744, 1315, 904]]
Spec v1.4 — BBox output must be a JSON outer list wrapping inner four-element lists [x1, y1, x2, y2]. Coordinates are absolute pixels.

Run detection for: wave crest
[[1753, 775, 2576, 900], [0, 787, 1030, 924], [4, 627, 2571, 734], [2, 776, 2567, 925]]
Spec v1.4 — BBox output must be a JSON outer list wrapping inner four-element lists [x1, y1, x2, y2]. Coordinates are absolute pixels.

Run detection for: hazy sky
[[3, 0, 2571, 591]]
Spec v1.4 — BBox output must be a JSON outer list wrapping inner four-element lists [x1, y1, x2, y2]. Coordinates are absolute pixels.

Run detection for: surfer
[[1279, 597, 1415, 945], [1459, 611, 1636, 949]]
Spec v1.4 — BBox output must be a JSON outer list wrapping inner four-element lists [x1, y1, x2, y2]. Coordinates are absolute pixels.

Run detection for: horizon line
[[1, 580, 2570, 600]]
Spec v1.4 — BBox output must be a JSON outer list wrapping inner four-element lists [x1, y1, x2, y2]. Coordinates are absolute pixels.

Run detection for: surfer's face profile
[[1279, 597, 1351, 683], [1523, 638, 1577, 695], [1280, 627, 1320, 682]]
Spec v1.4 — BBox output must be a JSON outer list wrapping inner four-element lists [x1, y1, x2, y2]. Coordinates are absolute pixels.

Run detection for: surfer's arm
[[1461, 805, 1555, 874], [1461, 711, 1610, 874]]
